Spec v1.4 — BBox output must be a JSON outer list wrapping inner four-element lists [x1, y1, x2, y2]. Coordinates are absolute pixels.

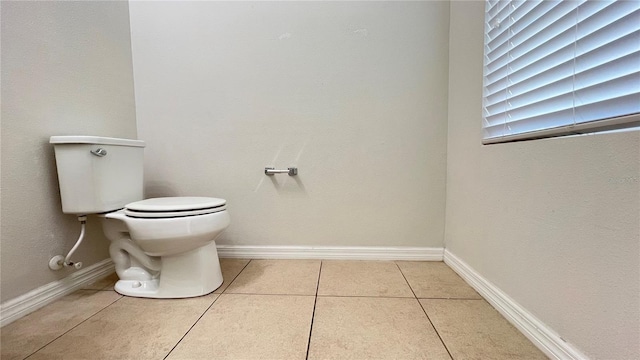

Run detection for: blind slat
[[486, 32, 638, 99], [485, 60, 574, 108], [575, 94, 640, 124], [574, 51, 640, 90], [487, 48, 639, 108], [485, 1, 546, 59], [484, 1, 573, 79], [485, 44, 574, 96], [575, 33, 639, 73], [576, 10, 639, 57]]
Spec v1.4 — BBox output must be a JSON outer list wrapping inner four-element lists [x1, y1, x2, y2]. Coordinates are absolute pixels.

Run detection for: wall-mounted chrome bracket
[[265, 167, 298, 176]]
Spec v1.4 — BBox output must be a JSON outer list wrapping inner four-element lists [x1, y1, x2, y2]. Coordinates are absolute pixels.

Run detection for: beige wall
[[0, 1, 137, 302], [129, 1, 450, 248], [445, 1, 640, 359]]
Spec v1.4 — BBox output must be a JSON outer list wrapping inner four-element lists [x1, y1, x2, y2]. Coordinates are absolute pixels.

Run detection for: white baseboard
[[217, 245, 444, 261], [0, 247, 438, 327], [443, 249, 587, 360], [0, 259, 115, 328]]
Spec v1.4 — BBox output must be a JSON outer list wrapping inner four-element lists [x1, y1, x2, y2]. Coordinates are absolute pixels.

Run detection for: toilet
[[50, 136, 230, 298]]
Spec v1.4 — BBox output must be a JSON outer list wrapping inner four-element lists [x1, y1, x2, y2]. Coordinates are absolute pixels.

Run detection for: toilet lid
[[124, 197, 226, 218]]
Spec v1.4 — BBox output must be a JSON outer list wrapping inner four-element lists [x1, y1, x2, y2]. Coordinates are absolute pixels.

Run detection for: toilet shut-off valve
[[48, 215, 87, 271]]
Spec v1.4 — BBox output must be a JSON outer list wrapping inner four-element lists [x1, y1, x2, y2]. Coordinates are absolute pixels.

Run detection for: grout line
[[163, 259, 252, 360], [220, 259, 253, 294], [220, 292, 316, 297], [417, 297, 484, 301], [214, 293, 418, 299], [416, 300, 455, 360], [316, 294, 414, 299], [24, 291, 124, 359], [395, 263, 455, 360], [305, 261, 323, 360], [162, 294, 222, 360]]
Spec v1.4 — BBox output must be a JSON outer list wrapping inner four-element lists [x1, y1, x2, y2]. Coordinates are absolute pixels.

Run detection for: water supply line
[[48, 215, 86, 271]]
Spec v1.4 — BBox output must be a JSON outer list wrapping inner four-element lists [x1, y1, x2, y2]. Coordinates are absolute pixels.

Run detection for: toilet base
[[114, 241, 223, 298]]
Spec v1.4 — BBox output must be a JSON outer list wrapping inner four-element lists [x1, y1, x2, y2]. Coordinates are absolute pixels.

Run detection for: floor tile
[[225, 260, 320, 295], [82, 272, 119, 291], [420, 299, 547, 360], [317, 261, 414, 297], [0, 290, 121, 360], [167, 294, 315, 360], [213, 258, 250, 294], [397, 261, 482, 299], [28, 293, 218, 360], [308, 296, 451, 360], [1, 260, 548, 360]]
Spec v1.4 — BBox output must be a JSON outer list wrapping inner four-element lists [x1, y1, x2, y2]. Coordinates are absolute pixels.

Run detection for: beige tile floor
[[0, 260, 547, 360]]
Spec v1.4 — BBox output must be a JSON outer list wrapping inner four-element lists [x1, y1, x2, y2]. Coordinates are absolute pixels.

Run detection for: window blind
[[482, 0, 640, 144]]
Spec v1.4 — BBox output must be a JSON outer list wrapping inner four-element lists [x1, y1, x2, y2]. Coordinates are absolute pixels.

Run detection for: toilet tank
[[50, 136, 145, 215]]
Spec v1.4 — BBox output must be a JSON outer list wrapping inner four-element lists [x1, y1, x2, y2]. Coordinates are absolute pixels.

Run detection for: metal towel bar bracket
[[265, 167, 298, 176]]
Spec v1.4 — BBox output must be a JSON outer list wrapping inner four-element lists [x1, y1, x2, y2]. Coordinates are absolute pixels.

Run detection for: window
[[482, 0, 640, 144]]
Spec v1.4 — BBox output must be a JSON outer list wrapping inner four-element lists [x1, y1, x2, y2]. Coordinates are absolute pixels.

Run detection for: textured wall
[[445, 2, 640, 359], [129, 1, 450, 248], [1, 1, 137, 302]]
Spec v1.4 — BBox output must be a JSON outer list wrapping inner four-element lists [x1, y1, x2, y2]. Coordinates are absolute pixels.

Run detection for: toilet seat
[[124, 197, 227, 218]]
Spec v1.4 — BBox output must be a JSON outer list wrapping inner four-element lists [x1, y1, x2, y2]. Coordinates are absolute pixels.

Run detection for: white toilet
[[50, 136, 230, 298]]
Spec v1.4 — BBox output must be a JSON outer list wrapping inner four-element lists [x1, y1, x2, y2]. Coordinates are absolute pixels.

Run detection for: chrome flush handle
[[90, 148, 107, 157]]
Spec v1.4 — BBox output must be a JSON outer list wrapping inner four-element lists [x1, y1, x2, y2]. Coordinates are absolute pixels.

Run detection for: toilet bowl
[[101, 197, 230, 298], [49, 136, 231, 299]]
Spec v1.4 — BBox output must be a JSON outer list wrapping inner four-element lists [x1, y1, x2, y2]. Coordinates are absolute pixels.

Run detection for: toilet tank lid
[[50, 136, 145, 147]]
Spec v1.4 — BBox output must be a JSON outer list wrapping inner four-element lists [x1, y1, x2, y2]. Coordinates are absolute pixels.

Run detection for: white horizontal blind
[[482, 0, 640, 144]]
